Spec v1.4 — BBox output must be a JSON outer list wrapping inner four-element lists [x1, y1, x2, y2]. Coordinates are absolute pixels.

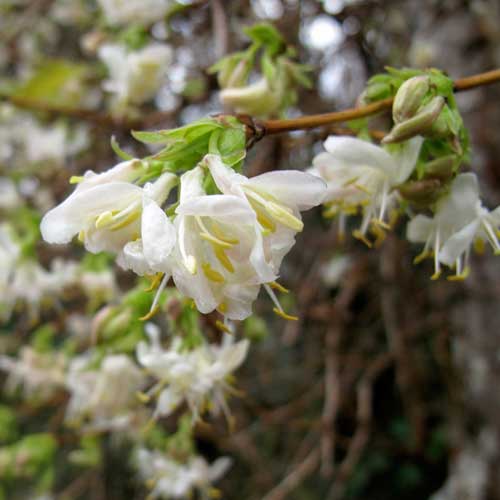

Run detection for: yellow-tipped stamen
[[69, 175, 84, 184], [95, 211, 114, 228], [447, 267, 470, 281], [213, 245, 234, 273], [139, 305, 160, 321], [77, 230, 85, 243], [342, 176, 360, 187], [353, 229, 373, 248], [273, 307, 299, 321], [136, 391, 151, 403], [430, 271, 442, 280], [413, 251, 433, 265], [211, 224, 239, 245], [202, 262, 225, 283], [200, 231, 233, 249], [144, 273, 164, 292], [215, 320, 232, 334], [218, 302, 228, 314], [208, 488, 222, 499], [474, 238, 485, 254], [269, 281, 289, 294], [354, 183, 372, 195], [371, 218, 391, 231], [266, 201, 304, 231], [196, 216, 237, 248], [370, 223, 386, 248], [109, 210, 141, 231]]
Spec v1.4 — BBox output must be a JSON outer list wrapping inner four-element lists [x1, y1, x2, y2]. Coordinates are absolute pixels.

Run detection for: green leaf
[[111, 135, 133, 160], [243, 23, 286, 55]]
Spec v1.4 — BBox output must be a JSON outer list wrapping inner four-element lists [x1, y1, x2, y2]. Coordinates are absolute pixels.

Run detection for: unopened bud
[[422, 155, 457, 181], [102, 309, 133, 339], [383, 96, 445, 144], [398, 178, 443, 205], [393, 76, 430, 123], [220, 77, 282, 117]]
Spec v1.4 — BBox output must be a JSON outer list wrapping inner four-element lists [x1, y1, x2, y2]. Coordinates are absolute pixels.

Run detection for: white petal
[[246, 170, 326, 211], [179, 166, 205, 203], [222, 284, 259, 320], [119, 240, 151, 275], [204, 154, 247, 195], [390, 136, 423, 184], [407, 214, 434, 243], [439, 220, 479, 266], [323, 136, 396, 174], [143, 172, 178, 206], [176, 195, 256, 225], [142, 197, 176, 271], [208, 457, 232, 482], [40, 182, 142, 244], [156, 387, 183, 417]]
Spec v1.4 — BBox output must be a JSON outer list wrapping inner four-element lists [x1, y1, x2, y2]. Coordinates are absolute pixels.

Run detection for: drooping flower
[[66, 354, 146, 430], [40, 161, 176, 257], [135, 448, 231, 500], [407, 173, 479, 279], [171, 166, 267, 320], [99, 43, 172, 106], [309, 135, 423, 245], [204, 154, 326, 275], [136, 326, 249, 420]]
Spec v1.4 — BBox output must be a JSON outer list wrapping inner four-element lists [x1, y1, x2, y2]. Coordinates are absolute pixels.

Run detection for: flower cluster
[[41, 154, 326, 322]]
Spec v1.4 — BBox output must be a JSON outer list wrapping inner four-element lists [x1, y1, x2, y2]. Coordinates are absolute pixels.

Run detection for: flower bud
[[398, 178, 443, 205], [422, 155, 457, 181], [382, 96, 445, 144], [393, 76, 430, 123]]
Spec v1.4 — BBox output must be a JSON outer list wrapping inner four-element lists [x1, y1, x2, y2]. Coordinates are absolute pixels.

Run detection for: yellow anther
[[136, 391, 151, 403], [353, 230, 373, 248], [413, 251, 432, 264], [323, 206, 339, 219], [474, 238, 485, 254], [371, 218, 391, 231], [343, 176, 359, 187], [266, 201, 304, 231], [144, 273, 164, 292], [343, 205, 360, 215], [200, 231, 234, 249], [69, 175, 84, 184], [109, 210, 140, 231], [213, 245, 234, 273], [447, 267, 470, 281], [95, 211, 114, 228], [208, 487, 222, 499], [430, 271, 442, 281], [272, 307, 299, 321], [202, 263, 225, 283], [139, 305, 160, 321], [269, 281, 289, 294], [77, 230, 85, 243], [370, 223, 387, 248], [218, 302, 228, 314], [184, 255, 197, 275], [215, 320, 232, 334], [211, 224, 239, 245]]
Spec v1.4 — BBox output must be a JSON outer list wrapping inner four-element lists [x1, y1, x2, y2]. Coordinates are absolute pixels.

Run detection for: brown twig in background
[[211, 0, 230, 59]]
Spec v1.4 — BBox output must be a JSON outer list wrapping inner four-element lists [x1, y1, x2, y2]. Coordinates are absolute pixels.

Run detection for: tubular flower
[[309, 135, 423, 246], [136, 327, 249, 420], [204, 154, 326, 274], [407, 173, 479, 280], [99, 43, 172, 106], [135, 448, 231, 500], [172, 166, 266, 320], [41, 160, 176, 256]]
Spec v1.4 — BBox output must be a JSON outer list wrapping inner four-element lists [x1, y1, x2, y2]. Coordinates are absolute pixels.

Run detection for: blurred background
[[1, 0, 500, 499]]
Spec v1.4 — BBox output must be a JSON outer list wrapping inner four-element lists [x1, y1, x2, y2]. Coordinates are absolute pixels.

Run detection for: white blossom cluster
[[40, 154, 326, 321], [309, 135, 500, 280]]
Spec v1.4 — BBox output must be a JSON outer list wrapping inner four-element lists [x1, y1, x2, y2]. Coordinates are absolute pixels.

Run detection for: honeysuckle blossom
[[136, 327, 249, 419], [66, 354, 146, 430], [136, 448, 231, 500], [97, 0, 171, 27], [407, 173, 479, 280], [309, 135, 423, 245], [204, 154, 326, 276], [99, 43, 172, 106], [41, 160, 176, 258], [171, 166, 268, 320], [0, 347, 67, 400]]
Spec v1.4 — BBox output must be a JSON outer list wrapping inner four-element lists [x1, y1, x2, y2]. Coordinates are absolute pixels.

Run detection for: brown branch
[[256, 68, 500, 137]]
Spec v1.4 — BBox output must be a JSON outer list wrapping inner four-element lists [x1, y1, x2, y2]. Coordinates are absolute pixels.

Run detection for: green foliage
[[0, 406, 18, 445]]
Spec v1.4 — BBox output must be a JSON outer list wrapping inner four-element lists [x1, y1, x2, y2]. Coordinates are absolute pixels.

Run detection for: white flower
[[137, 327, 249, 419], [0, 347, 67, 400], [99, 43, 172, 106], [97, 0, 171, 26], [0, 223, 20, 298], [136, 448, 231, 500], [172, 165, 266, 320], [309, 135, 423, 245], [205, 154, 326, 276], [0, 178, 22, 210], [40, 161, 176, 256], [438, 174, 500, 278], [407, 173, 479, 279], [66, 354, 146, 430]]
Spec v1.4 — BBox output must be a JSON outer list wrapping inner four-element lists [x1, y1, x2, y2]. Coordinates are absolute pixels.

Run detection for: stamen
[[269, 281, 289, 294], [178, 217, 197, 274], [342, 176, 360, 187], [213, 245, 234, 273], [139, 305, 160, 321], [144, 273, 164, 292], [354, 183, 372, 195], [273, 308, 299, 321], [95, 211, 114, 228], [265, 202, 304, 232], [69, 175, 84, 184], [140, 274, 169, 321], [413, 251, 433, 265], [474, 238, 485, 254], [264, 283, 298, 321], [215, 320, 232, 334], [202, 262, 225, 283], [353, 229, 373, 248], [78, 230, 85, 243], [482, 220, 500, 254], [432, 229, 441, 279]]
